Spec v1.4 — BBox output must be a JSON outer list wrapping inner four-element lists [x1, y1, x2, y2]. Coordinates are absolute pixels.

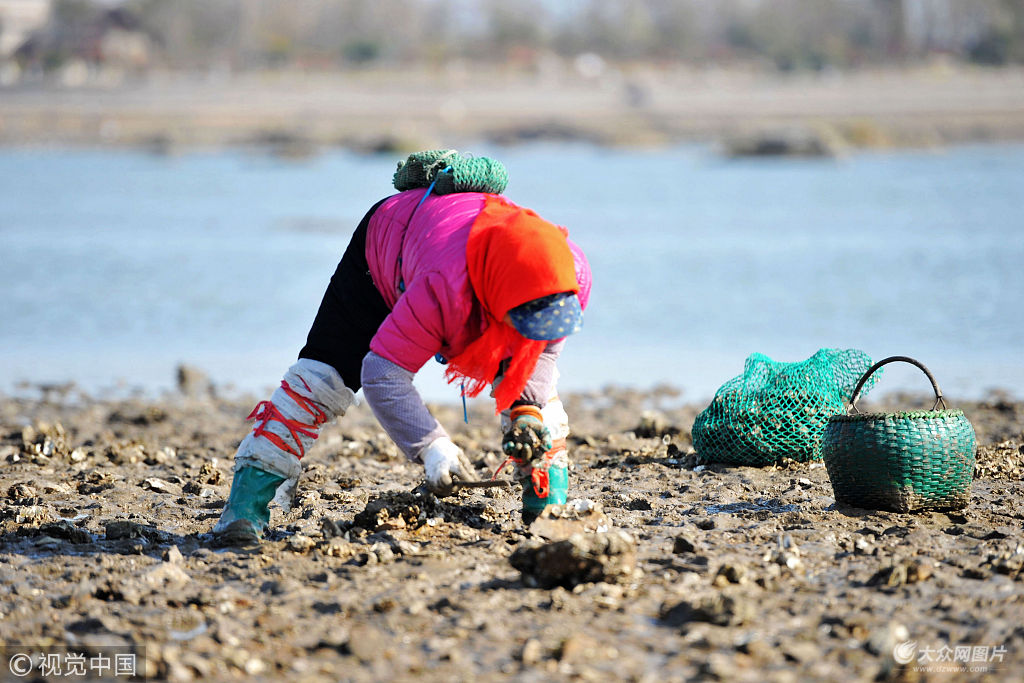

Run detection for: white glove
[[421, 436, 478, 497]]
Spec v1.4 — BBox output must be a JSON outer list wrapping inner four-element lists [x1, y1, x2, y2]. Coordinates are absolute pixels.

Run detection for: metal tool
[[451, 479, 514, 490]]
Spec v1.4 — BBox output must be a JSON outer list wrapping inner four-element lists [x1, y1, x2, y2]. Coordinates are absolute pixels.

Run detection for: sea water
[[1, 143, 1021, 404]]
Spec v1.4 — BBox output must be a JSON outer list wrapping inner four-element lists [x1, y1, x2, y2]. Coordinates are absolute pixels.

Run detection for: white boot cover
[[234, 358, 356, 510]]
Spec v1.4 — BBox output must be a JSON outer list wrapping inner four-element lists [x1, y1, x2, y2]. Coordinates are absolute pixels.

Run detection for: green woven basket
[[822, 356, 976, 512]]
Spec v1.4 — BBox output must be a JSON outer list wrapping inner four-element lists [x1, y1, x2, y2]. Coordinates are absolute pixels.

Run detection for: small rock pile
[[975, 440, 1023, 479]]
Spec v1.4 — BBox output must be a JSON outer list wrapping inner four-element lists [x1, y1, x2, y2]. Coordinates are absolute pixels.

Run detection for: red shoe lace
[[247, 378, 328, 459], [493, 439, 565, 498], [532, 466, 550, 498]]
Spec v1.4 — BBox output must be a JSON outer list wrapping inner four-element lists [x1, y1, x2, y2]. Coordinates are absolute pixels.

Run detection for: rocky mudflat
[[1, 384, 1022, 681]]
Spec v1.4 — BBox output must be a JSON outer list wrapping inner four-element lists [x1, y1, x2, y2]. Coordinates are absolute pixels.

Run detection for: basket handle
[[849, 355, 946, 414]]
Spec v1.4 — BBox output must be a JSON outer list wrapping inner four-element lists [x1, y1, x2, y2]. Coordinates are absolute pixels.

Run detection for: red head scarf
[[445, 195, 579, 412]]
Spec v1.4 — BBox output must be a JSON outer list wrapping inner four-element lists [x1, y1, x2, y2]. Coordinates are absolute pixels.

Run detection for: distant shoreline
[[2, 65, 1023, 152]]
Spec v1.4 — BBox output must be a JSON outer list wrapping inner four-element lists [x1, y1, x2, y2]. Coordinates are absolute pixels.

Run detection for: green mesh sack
[[393, 149, 509, 195], [692, 349, 878, 466]]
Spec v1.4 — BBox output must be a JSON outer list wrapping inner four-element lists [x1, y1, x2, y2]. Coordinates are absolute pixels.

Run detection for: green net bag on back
[[692, 348, 877, 466], [393, 149, 509, 195]]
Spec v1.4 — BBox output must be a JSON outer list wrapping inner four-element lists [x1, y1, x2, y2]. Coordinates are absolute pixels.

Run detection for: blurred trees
[[17, 0, 1024, 73]]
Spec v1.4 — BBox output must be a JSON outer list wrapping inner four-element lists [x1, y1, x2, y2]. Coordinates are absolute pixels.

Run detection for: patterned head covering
[[507, 292, 583, 341]]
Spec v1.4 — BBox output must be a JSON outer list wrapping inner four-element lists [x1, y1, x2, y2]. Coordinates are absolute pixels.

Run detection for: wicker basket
[[821, 356, 976, 512]]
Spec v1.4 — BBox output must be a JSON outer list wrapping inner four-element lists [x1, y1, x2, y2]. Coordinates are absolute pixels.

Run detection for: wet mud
[[1, 385, 1022, 681]]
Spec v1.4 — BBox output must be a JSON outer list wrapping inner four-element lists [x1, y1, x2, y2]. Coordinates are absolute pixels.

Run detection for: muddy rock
[[196, 462, 223, 485], [868, 559, 934, 587], [527, 498, 610, 540], [141, 477, 178, 494], [321, 537, 357, 559], [163, 545, 185, 564], [12, 504, 50, 524], [763, 533, 803, 571], [712, 562, 747, 586], [509, 530, 638, 588], [260, 578, 302, 596], [180, 480, 204, 495], [104, 519, 166, 542], [110, 406, 169, 427], [24, 520, 92, 544], [76, 470, 116, 495], [93, 578, 143, 605], [518, 638, 544, 666], [672, 533, 699, 554], [105, 441, 146, 465], [357, 541, 396, 565], [660, 589, 755, 627], [625, 497, 653, 511], [32, 534, 63, 551], [142, 561, 192, 589], [353, 489, 440, 531], [20, 422, 73, 459], [6, 482, 36, 499], [694, 517, 716, 530], [634, 411, 681, 438], [287, 533, 317, 553]]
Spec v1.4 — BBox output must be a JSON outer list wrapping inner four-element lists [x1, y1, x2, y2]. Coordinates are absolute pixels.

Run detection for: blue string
[[400, 166, 451, 294], [415, 165, 451, 211], [414, 166, 467, 423], [432, 356, 468, 423]]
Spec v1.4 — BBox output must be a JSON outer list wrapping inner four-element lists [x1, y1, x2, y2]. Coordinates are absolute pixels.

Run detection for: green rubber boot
[[212, 466, 287, 545], [521, 456, 569, 525]]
